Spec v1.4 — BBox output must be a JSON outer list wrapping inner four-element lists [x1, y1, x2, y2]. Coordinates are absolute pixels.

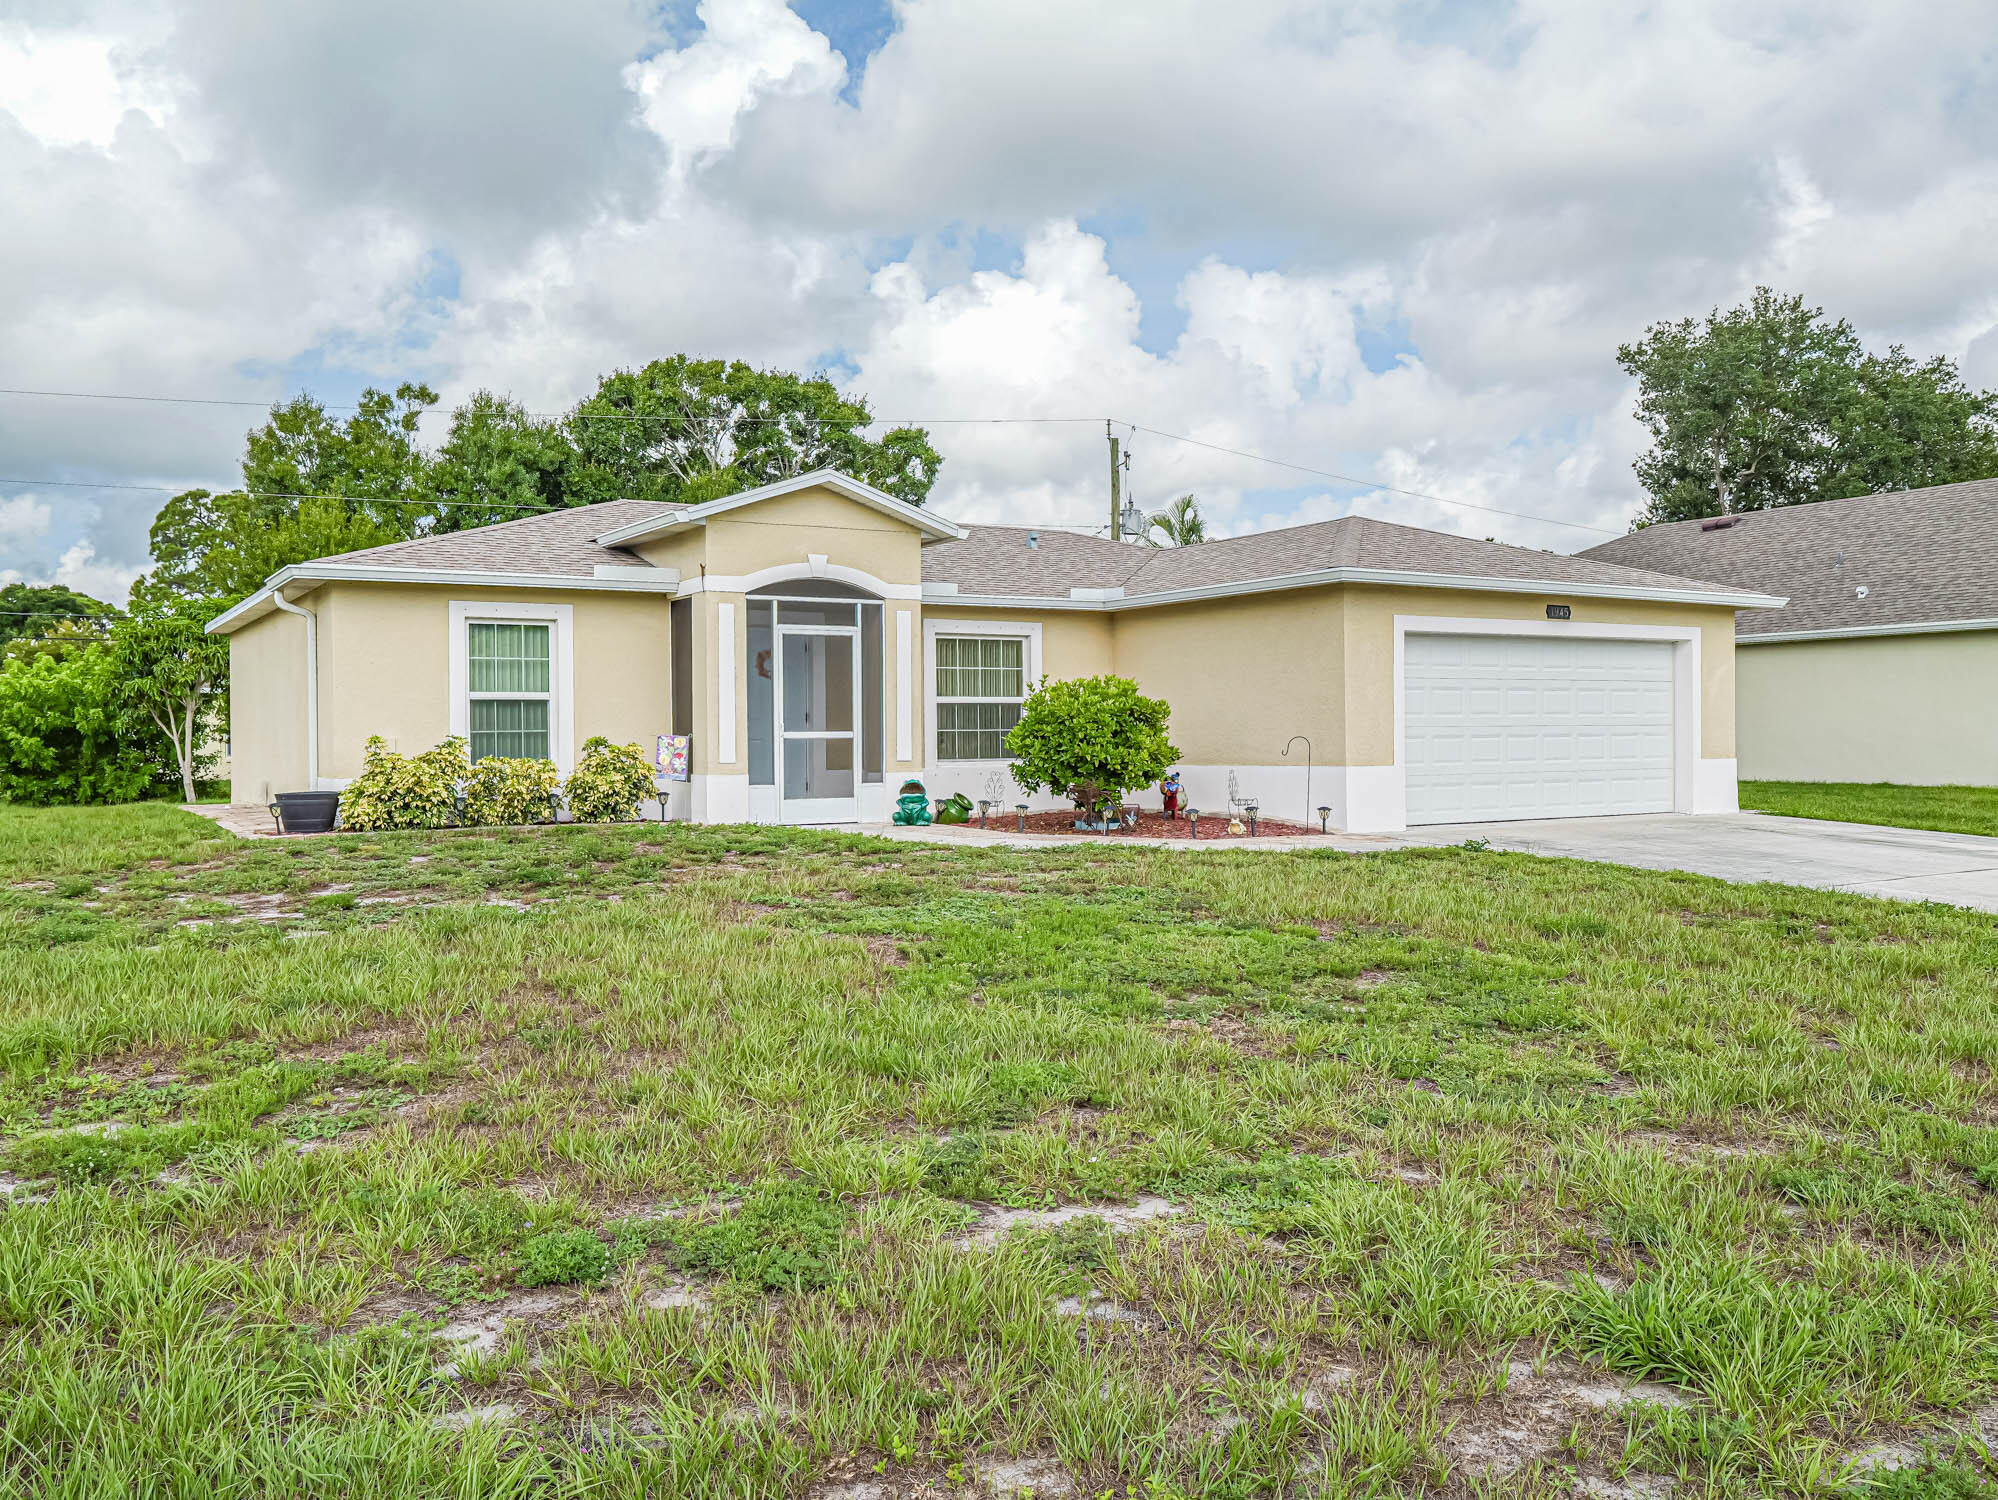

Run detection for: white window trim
[[449, 601, 576, 772], [923, 617, 1041, 766]]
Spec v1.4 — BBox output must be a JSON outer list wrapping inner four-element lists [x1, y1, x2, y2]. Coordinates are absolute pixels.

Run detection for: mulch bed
[[984, 809, 1324, 840]]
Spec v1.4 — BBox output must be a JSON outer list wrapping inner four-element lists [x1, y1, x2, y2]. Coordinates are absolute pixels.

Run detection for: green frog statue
[[892, 778, 932, 825]]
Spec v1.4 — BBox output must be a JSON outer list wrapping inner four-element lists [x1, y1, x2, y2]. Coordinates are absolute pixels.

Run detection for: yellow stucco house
[[207, 470, 1783, 831]]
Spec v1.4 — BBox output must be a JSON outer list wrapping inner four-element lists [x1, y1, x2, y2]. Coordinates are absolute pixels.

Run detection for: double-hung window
[[467, 621, 551, 761], [934, 635, 1025, 760]]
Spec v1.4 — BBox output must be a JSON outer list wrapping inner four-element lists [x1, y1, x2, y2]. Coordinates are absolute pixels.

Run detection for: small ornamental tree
[[1003, 675, 1179, 816], [108, 605, 230, 803]]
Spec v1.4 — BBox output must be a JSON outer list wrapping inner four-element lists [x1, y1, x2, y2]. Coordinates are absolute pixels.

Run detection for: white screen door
[[777, 626, 859, 823]]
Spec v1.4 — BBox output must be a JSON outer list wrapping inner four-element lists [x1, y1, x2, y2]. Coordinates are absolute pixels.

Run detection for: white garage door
[[1404, 634, 1675, 825]]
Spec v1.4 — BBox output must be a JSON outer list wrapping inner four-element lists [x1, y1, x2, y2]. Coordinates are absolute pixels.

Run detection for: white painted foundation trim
[[1390, 614, 1707, 834], [690, 772, 750, 823], [676, 562, 922, 601], [896, 609, 914, 761], [1694, 757, 1739, 814], [716, 601, 737, 765], [448, 600, 577, 772]]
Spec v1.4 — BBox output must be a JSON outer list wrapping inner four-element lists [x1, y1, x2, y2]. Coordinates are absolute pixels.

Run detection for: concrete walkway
[[1394, 812, 1998, 914]]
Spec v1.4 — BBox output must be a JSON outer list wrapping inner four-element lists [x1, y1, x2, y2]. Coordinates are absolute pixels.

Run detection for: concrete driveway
[[1398, 812, 1998, 913]]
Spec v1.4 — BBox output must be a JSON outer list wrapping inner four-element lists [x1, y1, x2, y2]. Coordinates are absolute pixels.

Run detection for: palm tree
[[1144, 493, 1206, 547]]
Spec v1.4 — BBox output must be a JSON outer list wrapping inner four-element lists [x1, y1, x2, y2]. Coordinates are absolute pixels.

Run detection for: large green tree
[[0, 583, 115, 649], [1619, 288, 1998, 522], [565, 357, 942, 508], [421, 391, 575, 533], [134, 362, 943, 607]]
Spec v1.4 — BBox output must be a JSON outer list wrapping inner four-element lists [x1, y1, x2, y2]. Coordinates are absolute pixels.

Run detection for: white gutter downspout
[[268, 590, 319, 789]]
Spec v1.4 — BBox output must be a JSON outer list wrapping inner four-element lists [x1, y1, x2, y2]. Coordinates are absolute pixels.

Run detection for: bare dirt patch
[[1439, 1355, 1689, 1478], [951, 1196, 1181, 1249]]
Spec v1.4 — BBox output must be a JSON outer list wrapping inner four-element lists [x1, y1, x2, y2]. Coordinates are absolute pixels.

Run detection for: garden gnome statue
[[1161, 770, 1183, 820], [892, 779, 932, 825]]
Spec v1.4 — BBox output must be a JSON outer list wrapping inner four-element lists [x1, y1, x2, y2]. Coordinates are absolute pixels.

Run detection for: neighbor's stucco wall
[[1111, 589, 1344, 768], [311, 581, 670, 781], [1336, 585, 1738, 765], [225, 605, 310, 805], [1737, 630, 1998, 785]]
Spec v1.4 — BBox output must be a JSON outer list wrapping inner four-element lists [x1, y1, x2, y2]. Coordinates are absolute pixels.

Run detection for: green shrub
[[1004, 674, 1179, 814], [461, 754, 560, 826], [516, 1228, 613, 1286], [674, 1183, 847, 1291], [564, 736, 656, 823], [920, 1134, 993, 1200], [8, 1122, 214, 1183], [339, 735, 463, 830], [1862, 1460, 1998, 1498], [0, 647, 163, 805]]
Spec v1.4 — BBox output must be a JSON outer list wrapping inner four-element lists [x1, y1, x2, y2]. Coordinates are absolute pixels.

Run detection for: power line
[[1124, 423, 1623, 537], [0, 479, 552, 513], [0, 384, 1626, 538], [0, 386, 1100, 428]]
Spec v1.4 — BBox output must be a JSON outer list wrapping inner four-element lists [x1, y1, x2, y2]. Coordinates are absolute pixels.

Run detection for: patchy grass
[[1741, 780, 1998, 839], [3, 808, 1998, 1497]]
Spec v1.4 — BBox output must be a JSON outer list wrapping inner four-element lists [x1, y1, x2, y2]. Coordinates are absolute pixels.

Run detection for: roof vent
[[1699, 515, 1739, 531], [1025, 531, 1040, 549]]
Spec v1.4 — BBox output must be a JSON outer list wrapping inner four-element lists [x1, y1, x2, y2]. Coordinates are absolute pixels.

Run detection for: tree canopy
[[1144, 494, 1207, 547], [1619, 288, 1998, 523], [0, 583, 115, 649], [131, 360, 943, 610]]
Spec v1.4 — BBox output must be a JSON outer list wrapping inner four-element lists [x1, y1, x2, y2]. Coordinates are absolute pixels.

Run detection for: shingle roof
[[321, 498, 682, 577], [922, 515, 1750, 602], [1577, 479, 1998, 637]]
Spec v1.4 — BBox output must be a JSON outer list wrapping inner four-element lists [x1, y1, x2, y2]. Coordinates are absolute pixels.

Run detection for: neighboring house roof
[[1577, 479, 1998, 640], [922, 514, 1784, 610]]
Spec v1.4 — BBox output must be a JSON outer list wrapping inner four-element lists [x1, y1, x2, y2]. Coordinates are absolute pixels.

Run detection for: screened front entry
[[746, 585, 884, 824]]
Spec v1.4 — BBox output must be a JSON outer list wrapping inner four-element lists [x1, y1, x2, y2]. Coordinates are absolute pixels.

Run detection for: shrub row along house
[[206, 471, 1782, 830]]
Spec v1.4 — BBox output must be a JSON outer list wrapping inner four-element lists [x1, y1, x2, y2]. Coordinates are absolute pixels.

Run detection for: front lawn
[[3, 804, 1998, 1497], [1741, 779, 1998, 839]]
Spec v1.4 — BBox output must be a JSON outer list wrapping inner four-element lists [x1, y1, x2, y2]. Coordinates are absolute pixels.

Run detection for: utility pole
[[1107, 419, 1122, 541]]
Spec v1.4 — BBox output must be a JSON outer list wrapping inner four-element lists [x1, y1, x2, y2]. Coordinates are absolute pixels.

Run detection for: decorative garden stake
[[1282, 736, 1312, 833], [1318, 805, 1331, 833]]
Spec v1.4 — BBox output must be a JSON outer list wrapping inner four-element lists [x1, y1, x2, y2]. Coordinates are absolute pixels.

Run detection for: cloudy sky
[[3, 0, 1994, 604]]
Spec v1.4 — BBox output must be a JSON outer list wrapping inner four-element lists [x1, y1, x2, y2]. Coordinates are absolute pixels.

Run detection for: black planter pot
[[271, 790, 340, 834]]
